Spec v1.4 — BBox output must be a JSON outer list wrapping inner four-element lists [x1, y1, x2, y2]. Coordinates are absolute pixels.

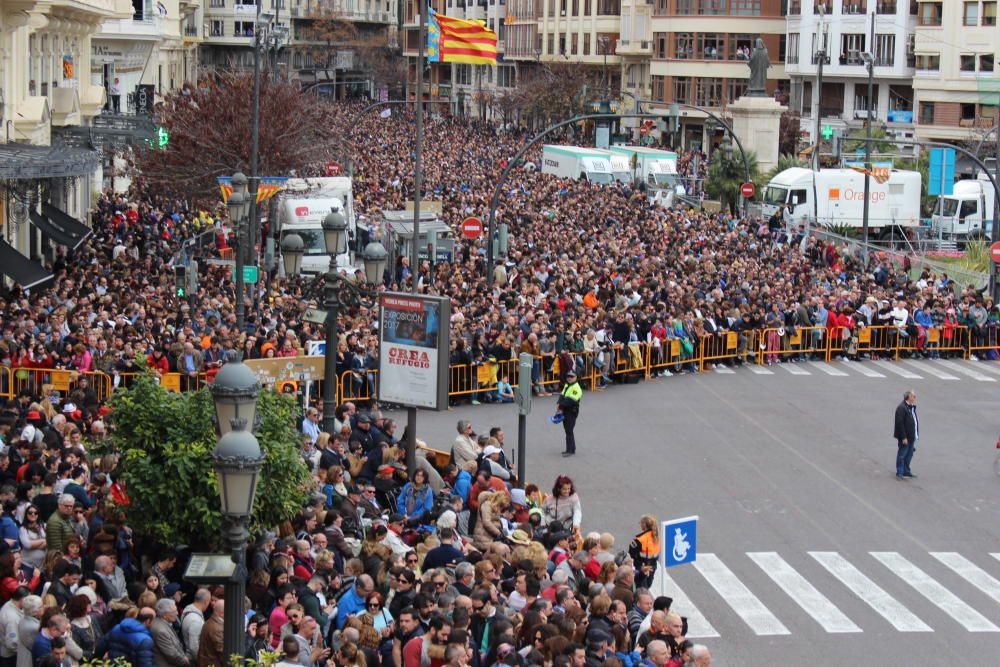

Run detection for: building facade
[[1, 0, 130, 281], [646, 0, 789, 151], [785, 0, 917, 149], [912, 0, 999, 143]]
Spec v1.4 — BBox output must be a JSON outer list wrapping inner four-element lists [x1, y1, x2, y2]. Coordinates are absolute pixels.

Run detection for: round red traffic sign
[[740, 182, 756, 198], [461, 216, 483, 239], [639, 126, 649, 135], [991, 241, 1000, 263], [325, 161, 341, 176]]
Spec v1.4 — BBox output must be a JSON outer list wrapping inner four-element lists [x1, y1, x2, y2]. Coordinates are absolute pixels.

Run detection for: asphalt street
[[389, 358, 1000, 666]]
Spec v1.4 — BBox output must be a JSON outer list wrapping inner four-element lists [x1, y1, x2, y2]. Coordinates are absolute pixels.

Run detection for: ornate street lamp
[[210, 351, 260, 437], [280, 233, 304, 277]]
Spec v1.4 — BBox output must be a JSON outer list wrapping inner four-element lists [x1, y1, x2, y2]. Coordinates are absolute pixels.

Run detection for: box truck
[[541, 146, 616, 184], [274, 177, 356, 275], [761, 167, 922, 239], [931, 172, 995, 242], [607, 146, 684, 206]]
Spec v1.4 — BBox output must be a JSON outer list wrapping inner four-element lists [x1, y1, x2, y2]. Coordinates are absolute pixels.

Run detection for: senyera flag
[[427, 8, 498, 65], [848, 165, 890, 184], [217, 176, 288, 204]]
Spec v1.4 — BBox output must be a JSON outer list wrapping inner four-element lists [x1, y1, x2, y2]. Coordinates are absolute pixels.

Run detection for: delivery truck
[[931, 172, 995, 243], [541, 145, 616, 184], [761, 167, 922, 239], [607, 146, 684, 206], [275, 177, 356, 275]]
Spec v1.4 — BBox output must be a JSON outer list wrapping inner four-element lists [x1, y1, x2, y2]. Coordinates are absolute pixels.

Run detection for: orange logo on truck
[[828, 188, 840, 200]]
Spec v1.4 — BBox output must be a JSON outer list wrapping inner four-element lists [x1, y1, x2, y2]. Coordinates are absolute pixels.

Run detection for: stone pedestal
[[728, 95, 787, 176]]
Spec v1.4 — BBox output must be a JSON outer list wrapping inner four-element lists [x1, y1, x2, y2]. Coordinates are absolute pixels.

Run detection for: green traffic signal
[[176, 287, 185, 297], [157, 127, 169, 148]]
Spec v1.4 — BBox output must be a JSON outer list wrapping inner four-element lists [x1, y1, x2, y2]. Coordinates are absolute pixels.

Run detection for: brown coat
[[196, 615, 224, 667]]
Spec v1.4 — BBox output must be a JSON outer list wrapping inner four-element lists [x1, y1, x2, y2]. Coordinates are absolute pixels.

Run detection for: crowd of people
[[0, 99, 997, 666]]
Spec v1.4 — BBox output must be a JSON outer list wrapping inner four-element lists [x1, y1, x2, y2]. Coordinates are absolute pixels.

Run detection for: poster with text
[[378, 293, 449, 409]]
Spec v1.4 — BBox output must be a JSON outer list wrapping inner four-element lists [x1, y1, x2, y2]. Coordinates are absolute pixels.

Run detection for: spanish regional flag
[[849, 165, 891, 184], [428, 8, 498, 65]]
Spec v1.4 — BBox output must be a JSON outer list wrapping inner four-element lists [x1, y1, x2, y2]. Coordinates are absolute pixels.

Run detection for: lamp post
[[281, 213, 388, 439], [861, 45, 875, 262], [228, 172, 250, 333], [210, 353, 262, 662]]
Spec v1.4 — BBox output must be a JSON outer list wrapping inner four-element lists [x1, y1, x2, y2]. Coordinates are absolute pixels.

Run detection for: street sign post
[[242, 266, 259, 284], [461, 217, 484, 239], [515, 353, 533, 487], [740, 182, 756, 199], [662, 515, 699, 567]]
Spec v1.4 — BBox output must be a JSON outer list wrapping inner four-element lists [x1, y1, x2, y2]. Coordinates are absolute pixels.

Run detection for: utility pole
[[811, 6, 828, 226], [861, 10, 875, 262], [405, 1, 428, 479]]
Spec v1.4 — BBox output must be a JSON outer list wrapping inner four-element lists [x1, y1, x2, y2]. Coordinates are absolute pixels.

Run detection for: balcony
[[98, 15, 161, 39], [876, 1, 896, 13], [841, 2, 867, 14], [185, 25, 199, 36], [617, 39, 651, 55]]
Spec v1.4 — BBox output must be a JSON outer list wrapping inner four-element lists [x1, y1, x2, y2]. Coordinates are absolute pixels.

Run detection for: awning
[[28, 208, 90, 250], [0, 240, 53, 289], [0, 143, 100, 180], [42, 203, 93, 248]]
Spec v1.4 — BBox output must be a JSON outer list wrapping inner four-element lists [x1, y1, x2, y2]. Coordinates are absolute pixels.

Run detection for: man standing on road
[[893, 390, 919, 480], [557, 370, 583, 457]]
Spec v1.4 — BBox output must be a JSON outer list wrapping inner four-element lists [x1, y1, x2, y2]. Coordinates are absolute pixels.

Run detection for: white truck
[[592, 150, 632, 184], [931, 172, 995, 242], [541, 145, 615, 184], [607, 146, 684, 206], [274, 177, 356, 275], [761, 167, 922, 239]]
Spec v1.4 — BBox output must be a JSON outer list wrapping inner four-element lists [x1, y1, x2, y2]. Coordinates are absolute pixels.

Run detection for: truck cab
[[931, 173, 995, 240]]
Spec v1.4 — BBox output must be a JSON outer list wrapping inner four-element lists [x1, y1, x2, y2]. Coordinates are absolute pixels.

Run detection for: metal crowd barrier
[[5, 324, 998, 411]]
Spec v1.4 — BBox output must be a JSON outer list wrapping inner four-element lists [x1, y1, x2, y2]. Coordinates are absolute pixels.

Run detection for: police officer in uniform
[[557, 370, 583, 457]]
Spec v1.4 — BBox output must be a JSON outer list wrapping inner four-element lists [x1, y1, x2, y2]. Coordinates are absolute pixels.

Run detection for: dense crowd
[[0, 99, 998, 667]]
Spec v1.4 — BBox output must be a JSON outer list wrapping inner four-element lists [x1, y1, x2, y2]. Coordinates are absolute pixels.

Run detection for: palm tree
[[705, 147, 759, 214]]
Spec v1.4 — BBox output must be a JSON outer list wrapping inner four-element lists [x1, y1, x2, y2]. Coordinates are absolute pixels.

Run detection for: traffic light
[[156, 126, 169, 148], [173, 265, 187, 297]]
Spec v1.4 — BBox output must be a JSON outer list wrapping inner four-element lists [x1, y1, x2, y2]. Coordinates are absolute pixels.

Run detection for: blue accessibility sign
[[662, 515, 699, 567]]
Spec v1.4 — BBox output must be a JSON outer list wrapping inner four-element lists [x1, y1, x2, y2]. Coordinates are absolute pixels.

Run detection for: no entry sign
[[740, 182, 756, 198], [991, 241, 1000, 263], [461, 217, 483, 239]]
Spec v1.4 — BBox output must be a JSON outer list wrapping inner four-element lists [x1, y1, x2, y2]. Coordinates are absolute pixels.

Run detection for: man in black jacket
[[893, 390, 919, 480]]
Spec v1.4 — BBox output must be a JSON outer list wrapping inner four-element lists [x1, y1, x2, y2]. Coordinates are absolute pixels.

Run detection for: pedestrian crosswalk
[[652, 550, 1000, 638], [707, 359, 999, 382]]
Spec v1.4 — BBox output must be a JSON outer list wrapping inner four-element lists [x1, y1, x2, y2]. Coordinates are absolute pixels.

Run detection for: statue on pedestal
[[747, 38, 770, 97]]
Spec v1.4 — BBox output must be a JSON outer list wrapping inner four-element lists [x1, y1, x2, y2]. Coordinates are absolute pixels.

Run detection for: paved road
[[389, 358, 1000, 665]]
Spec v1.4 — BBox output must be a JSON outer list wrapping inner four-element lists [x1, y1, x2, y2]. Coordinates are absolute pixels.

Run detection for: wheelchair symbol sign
[[662, 516, 698, 567]]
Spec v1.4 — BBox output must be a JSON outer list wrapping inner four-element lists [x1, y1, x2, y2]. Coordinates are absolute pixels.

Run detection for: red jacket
[[146, 353, 170, 375]]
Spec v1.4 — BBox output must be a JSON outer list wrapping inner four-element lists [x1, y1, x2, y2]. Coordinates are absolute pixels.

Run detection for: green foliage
[[825, 222, 858, 237], [105, 373, 309, 549], [963, 239, 991, 272], [81, 658, 132, 667], [843, 126, 896, 155], [705, 147, 760, 214], [229, 650, 281, 666]]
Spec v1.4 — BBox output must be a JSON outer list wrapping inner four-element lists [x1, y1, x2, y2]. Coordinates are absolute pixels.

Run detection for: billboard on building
[[378, 293, 450, 409]]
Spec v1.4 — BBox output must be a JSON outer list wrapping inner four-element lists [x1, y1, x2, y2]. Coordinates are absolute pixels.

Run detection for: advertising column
[[378, 293, 450, 409]]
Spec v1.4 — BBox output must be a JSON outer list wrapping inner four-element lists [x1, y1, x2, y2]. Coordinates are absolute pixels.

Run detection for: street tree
[[134, 70, 341, 203], [102, 369, 309, 549], [705, 147, 760, 214]]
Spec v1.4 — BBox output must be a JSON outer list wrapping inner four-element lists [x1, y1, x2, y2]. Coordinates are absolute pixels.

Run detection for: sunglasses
[[407, 558, 418, 563], [368, 603, 380, 609]]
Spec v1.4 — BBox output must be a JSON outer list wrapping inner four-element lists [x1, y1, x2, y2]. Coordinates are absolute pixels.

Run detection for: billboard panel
[[378, 293, 450, 409]]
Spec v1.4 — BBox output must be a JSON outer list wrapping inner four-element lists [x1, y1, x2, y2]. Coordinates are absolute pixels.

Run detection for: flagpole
[[405, 0, 427, 479]]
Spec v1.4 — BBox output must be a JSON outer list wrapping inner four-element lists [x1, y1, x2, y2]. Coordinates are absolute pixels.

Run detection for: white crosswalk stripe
[[933, 360, 996, 382], [902, 360, 959, 380], [870, 552, 1000, 632], [780, 363, 811, 375], [844, 362, 886, 378], [748, 552, 861, 633], [747, 364, 775, 375], [971, 362, 1000, 377], [809, 551, 932, 632], [872, 360, 923, 379], [692, 553, 790, 635], [656, 570, 720, 638], [807, 361, 849, 376], [930, 552, 1000, 607], [713, 365, 735, 374]]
